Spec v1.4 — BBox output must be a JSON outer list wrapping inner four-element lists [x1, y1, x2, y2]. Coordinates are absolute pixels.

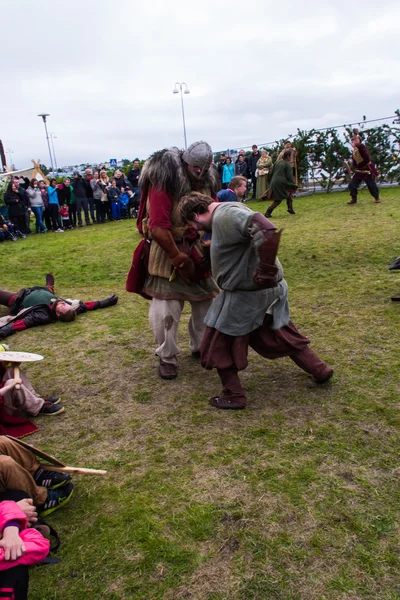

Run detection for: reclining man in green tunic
[[0, 274, 118, 340]]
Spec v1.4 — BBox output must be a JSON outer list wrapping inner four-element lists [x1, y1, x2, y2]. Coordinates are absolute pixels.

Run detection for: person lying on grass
[[0, 274, 118, 340]]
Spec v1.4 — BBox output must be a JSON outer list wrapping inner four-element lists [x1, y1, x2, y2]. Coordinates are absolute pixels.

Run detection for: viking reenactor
[[347, 130, 381, 204], [0, 274, 118, 340], [126, 142, 220, 380], [179, 194, 333, 410], [264, 151, 298, 217], [278, 141, 297, 180]]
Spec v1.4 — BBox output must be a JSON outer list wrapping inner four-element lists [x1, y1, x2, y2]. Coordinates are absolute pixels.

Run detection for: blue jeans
[[111, 201, 121, 220], [31, 206, 46, 233]]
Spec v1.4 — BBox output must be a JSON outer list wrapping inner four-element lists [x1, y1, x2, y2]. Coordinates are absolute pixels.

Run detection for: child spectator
[[0, 215, 17, 242], [107, 180, 120, 221], [126, 187, 139, 218], [119, 187, 130, 219], [60, 204, 71, 229]]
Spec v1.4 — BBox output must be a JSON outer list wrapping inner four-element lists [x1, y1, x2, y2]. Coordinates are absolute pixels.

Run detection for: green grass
[[2, 188, 400, 599]]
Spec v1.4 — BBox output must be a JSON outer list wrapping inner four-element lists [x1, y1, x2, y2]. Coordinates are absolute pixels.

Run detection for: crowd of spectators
[[1, 145, 296, 243], [1, 160, 142, 242]]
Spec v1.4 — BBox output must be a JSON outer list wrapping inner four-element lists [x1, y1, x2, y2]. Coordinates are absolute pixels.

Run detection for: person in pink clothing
[[0, 499, 49, 599]]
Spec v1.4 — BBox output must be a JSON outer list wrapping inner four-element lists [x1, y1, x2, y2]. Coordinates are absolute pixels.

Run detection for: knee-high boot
[[265, 200, 280, 218]]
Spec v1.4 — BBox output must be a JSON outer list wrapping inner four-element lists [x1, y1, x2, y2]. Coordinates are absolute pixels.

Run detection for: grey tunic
[[204, 203, 290, 335]]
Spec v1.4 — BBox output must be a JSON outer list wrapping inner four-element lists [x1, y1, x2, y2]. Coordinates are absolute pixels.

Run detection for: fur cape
[[139, 147, 220, 202]]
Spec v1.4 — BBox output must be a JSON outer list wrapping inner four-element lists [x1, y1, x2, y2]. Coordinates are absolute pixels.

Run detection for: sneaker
[[11, 236, 18, 242], [44, 396, 61, 403], [39, 483, 74, 517], [55, 228, 64, 233], [39, 402, 65, 416], [34, 467, 71, 489]]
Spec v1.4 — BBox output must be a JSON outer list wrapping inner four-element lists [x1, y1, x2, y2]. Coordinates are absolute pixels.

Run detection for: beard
[[186, 166, 206, 190]]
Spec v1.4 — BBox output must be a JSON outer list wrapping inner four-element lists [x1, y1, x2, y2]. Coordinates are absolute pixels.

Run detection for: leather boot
[[347, 198, 357, 205], [159, 360, 177, 380], [287, 198, 295, 214], [265, 200, 279, 218], [94, 294, 118, 309]]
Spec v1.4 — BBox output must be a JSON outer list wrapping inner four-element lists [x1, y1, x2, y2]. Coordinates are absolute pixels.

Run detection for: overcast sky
[[1, 0, 399, 168]]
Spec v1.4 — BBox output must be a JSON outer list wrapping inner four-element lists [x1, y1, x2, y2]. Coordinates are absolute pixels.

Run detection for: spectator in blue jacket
[[221, 157, 235, 189], [107, 179, 120, 221], [119, 187, 130, 219], [47, 179, 63, 232], [217, 176, 247, 202]]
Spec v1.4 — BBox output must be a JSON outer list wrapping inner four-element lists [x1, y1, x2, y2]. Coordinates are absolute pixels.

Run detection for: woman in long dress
[[256, 149, 272, 199]]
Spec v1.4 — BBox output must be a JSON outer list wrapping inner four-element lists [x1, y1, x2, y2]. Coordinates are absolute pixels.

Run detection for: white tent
[[0, 160, 49, 185]]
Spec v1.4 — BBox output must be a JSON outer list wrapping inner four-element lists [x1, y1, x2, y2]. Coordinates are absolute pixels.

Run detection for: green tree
[[39, 164, 49, 176], [309, 129, 350, 192]]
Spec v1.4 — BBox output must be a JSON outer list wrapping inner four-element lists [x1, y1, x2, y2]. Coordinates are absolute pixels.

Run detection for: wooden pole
[[38, 464, 107, 475], [14, 365, 20, 390]]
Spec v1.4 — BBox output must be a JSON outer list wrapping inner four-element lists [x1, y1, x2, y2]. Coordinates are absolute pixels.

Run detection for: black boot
[[265, 200, 279, 218], [287, 199, 295, 214], [94, 294, 118, 309]]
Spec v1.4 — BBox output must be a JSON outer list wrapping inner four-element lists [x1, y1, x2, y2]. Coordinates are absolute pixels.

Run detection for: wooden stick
[[38, 464, 107, 475], [14, 365, 20, 390]]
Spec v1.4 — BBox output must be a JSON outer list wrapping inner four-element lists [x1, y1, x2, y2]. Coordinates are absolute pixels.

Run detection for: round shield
[[0, 351, 44, 363]]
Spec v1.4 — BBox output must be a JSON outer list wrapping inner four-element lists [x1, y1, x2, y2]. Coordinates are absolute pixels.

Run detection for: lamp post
[[173, 82, 190, 150], [6, 148, 14, 170], [37, 113, 55, 174], [49, 132, 58, 172]]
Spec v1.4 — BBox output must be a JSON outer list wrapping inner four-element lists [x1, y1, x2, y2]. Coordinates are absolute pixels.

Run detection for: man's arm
[[0, 306, 56, 339], [148, 189, 194, 281], [249, 213, 282, 289]]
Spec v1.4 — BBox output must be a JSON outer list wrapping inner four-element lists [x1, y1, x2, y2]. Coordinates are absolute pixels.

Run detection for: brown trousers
[[0, 436, 46, 505], [201, 316, 332, 402]]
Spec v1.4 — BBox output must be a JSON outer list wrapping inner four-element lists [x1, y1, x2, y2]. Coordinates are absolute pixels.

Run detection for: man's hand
[[0, 526, 26, 561], [171, 252, 195, 283], [0, 324, 16, 340], [17, 498, 38, 523]]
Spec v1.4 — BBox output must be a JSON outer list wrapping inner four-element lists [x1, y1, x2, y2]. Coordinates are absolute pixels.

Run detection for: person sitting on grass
[[0, 360, 64, 417], [0, 495, 50, 600], [126, 187, 139, 218], [0, 215, 18, 243], [0, 274, 118, 340], [0, 436, 74, 518]]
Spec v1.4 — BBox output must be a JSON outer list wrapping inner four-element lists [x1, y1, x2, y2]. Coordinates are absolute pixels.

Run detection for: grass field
[[1, 187, 399, 600]]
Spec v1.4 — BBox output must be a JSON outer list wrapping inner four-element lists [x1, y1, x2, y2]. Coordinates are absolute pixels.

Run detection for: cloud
[[0, 0, 398, 167]]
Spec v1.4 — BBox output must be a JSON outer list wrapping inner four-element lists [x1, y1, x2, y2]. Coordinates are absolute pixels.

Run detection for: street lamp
[[37, 113, 55, 174], [173, 82, 190, 150], [6, 148, 14, 170], [49, 132, 58, 172]]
